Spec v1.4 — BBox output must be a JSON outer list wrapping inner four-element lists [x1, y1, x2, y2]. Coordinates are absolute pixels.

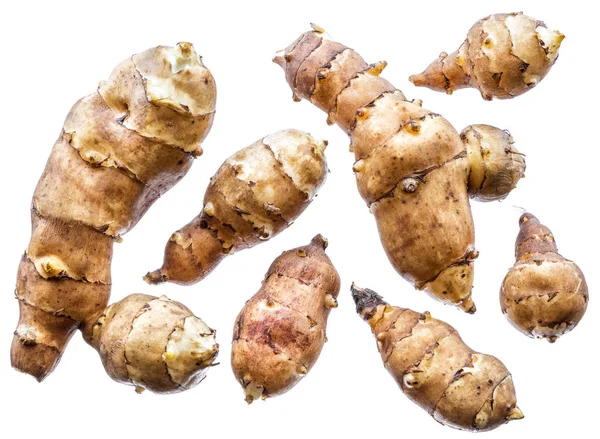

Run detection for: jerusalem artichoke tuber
[[409, 12, 564, 100], [12, 43, 216, 381], [500, 213, 588, 342], [83, 294, 218, 394], [231, 235, 340, 403], [145, 129, 328, 286], [274, 26, 525, 312], [352, 284, 523, 431]]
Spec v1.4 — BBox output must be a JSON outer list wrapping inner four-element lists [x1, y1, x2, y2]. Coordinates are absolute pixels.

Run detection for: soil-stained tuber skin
[[145, 129, 328, 286], [12, 43, 216, 381], [273, 26, 525, 312], [409, 12, 564, 100], [83, 294, 218, 394], [501, 213, 588, 342], [231, 235, 340, 403], [351, 284, 523, 432]]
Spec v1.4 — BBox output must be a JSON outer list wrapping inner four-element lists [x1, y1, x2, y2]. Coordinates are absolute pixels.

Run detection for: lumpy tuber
[[231, 235, 340, 403], [501, 213, 588, 342], [274, 26, 525, 312], [84, 294, 218, 394], [409, 12, 564, 100], [145, 129, 328, 286], [352, 284, 523, 431], [12, 43, 216, 381]]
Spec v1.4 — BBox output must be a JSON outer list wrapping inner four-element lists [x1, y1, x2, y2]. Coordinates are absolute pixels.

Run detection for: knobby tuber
[[231, 235, 340, 403], [501, 213, 588, 342], [83, 294, 218, 394], [145, 129, 328, 286], [352, 284, 523, 431], [409, 12, 564, 100], [12, 43, 216, 381], [273, 26, 525, 312]]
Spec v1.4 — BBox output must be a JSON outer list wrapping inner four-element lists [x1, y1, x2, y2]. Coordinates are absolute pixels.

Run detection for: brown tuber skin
[[352, 284, 523, 431], [83, 294, 218, 394], [463, 125, 525, 202], [231, 235, 340, 403], [145, 129, 328, 286], [500, 213, 588, 342], [409, 12, 564, 100], [274, 26, 525, 312], [12, 43, 216, 381]]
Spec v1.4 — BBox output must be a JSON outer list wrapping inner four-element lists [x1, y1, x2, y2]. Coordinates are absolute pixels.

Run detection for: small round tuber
[[83, 294, 219, 394], [462, 125, 526, 201], [500, 213, 588, 342]]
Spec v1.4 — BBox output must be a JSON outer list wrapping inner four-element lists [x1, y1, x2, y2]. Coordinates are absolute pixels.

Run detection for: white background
[[1, 1, 598, 437]]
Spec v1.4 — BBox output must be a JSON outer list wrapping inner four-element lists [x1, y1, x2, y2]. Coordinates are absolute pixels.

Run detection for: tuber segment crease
[[274, 28, 525, 311], [11, 43, 216, 381], [351, 284, 522, 431], [231, 235, 340, 403]]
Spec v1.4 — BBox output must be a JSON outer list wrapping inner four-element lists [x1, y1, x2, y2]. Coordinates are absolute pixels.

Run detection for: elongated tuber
[[409, 12, 564, 100], [352, 284, 523, 431], [145, 129, 328, 286], [274, 26, 525, 312], [501, 213, 588, 342], [231, 235, 340, 403], [83, 294, 218, 394], [12, 43, 216, 381]]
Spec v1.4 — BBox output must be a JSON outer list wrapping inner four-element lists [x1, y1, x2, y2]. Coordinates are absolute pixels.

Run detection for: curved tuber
[[11, 43, 216, 381]]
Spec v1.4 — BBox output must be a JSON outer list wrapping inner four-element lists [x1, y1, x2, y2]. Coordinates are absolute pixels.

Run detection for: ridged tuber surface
[[500, 213, 588, 342], [83, 294, 218, 394], [145, 129, 328, 286], [409, 12, 564, 100], [231, 235, 340, 403], [462, 125, 525, 201], [351, 284, 523, 431], [12, 43, 216, 381], [273, 26, 525, 312]]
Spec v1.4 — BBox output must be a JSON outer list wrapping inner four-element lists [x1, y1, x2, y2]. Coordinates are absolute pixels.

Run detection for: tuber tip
[[273, 49, 286, 68], [172, 42, 202, 71], [459, 297, 477, 314], [310, 234, 328, 249], [519, 212, 538, 226], [243, 381, 264, 404], [175, 41, 196, 58], [143, 269, 168, 285], [310, 23, 325, 33], [506, 407, 524, 421], [408, 73, 426, 86], [351, 284, 387, 319]]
